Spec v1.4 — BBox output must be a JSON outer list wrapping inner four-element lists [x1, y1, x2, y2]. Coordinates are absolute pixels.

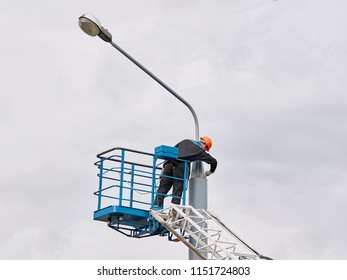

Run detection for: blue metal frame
[[93, 146, 189, 238]]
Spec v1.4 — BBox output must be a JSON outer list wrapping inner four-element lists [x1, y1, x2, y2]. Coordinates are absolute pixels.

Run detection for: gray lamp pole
[[78, 14, 207, 259]]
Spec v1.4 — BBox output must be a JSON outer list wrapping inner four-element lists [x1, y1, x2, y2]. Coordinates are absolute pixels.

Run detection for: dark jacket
[[175, 139, 217, 173]]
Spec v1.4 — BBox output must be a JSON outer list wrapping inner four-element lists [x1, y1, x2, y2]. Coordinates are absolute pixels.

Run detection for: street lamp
[[78, 14, 201, 140], [78, 14, 208, 258]]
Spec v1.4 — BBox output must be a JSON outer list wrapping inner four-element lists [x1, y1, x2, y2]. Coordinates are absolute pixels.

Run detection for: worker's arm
[[199, 152, 217, 174]]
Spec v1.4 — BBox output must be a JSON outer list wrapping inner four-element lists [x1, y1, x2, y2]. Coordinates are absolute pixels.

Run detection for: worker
[[154, 136, 217, 208]]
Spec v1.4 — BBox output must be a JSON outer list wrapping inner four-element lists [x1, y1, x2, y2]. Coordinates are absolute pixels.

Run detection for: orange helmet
[[200, 136, 212, 151]]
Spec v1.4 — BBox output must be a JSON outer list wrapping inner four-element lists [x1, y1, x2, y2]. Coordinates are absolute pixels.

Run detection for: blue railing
[[93, 146, 189, 237]]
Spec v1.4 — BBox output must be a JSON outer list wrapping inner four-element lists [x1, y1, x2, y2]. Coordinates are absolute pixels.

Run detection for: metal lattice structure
[[151, 204, 268, 260]]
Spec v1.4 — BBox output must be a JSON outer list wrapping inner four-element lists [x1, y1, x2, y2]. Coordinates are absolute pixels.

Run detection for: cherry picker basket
[[93, 146, 189, 238]]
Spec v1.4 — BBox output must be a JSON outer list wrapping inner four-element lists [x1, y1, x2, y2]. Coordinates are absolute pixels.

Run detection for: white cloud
[[1, 0, 347, 260]]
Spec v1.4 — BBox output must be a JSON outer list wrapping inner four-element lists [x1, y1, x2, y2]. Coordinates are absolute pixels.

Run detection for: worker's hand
[[204, 170, 213, 177]]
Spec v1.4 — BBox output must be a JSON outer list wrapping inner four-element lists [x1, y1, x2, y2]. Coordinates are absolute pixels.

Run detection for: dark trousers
[[154, 161, 189, 208]]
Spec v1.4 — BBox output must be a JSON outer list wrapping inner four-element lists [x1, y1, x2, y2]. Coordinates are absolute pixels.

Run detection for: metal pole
[[107, 40, 207, 259], [109, 42, 200, 141]]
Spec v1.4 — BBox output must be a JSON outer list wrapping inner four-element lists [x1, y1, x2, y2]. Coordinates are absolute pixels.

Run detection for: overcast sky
[[1, 0, 347, 260]]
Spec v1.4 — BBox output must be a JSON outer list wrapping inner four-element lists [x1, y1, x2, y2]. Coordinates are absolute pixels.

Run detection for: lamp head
[[78, 13, 112, 42], [78, 13, 101, 36]]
